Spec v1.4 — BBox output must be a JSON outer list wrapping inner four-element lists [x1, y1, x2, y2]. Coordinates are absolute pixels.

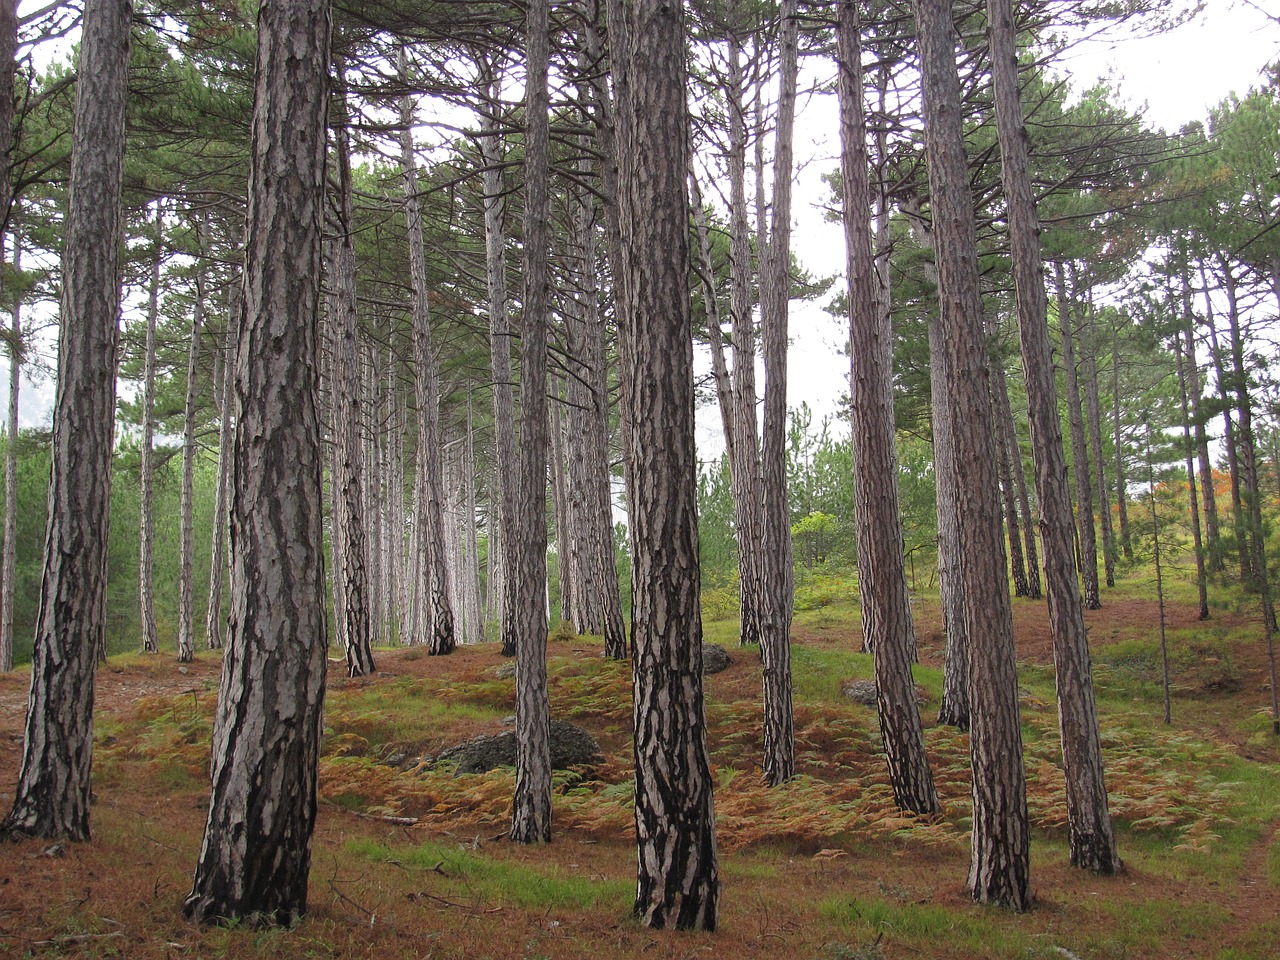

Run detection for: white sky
[[755, 1, 1280, 463]]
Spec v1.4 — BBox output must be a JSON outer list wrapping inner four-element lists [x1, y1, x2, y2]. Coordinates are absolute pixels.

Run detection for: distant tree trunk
[[988, 0, 1119, 875], [0, 235, 19, 673], [510, 0, 553, 844], [363, 350, 387, 646], [913, 0, 1030, 909], [1, 0, 131, 841], [400, 78, 455, 657], [476, 60, 519, 658], [690, 171, 737, 469], [1054, 262, 1100, 609], [328, 72, 375, 677], [182, 0, 331, 925], [177, 253, 206, 664], [1112, 328, 1133, 562], [991, 351, 1030, 597], [1201, 263, 1246, 582], [386, 352, 409, 644], [1179, 258, 1218, 571], [1174, 332, 1210, 620], [139, 203, 162, 655], [0, 0, 16, 239], [837, 0, 938, 814], [612, 0, 718, 929], [757, 0, 799, 788], [902, 198, 967, 728], [1080, 296, 1116, 588], [564, 174, 627, 656], [206, 290, 238, 650]]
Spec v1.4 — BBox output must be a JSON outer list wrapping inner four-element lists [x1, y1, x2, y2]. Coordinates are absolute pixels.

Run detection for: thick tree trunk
[[510, 0, 553, 844], [177, 254, 206, 664], [988, 0, 1119, 875], [913, 0, 1030, 909], [206, 289, 238, 650], [837, 0, 938, 814], [0, 236, 20, 673], [612, 0, 718, 929], [183, 0, 331, 925], [1, 0, 131, 841], [328, 77, 375, 677], [139, 204, 162, 655], [1054, 263, 1100, 609], [400, 81, 455, 657]]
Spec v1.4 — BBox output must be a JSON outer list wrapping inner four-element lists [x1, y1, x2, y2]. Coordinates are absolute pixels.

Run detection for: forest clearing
[[1, 569, 1277, 960]]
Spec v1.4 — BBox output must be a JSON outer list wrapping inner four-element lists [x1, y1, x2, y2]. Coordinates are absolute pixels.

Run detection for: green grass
[[347, 838, 632, 912], [818, 896, 1035, 958]]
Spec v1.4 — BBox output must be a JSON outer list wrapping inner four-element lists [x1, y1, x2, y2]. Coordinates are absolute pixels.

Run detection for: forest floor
[[0, 572, 1278, 960]]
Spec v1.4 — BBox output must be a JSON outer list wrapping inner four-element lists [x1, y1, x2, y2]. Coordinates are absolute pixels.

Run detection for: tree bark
[[205, 288, 238, 651], [510, 0, 553, 844], [1112, 322, 1133, 563], [1174, 332, 1210, 620], [476, 59, 519, 658], [177, 248, 206, 664], [612, 0, 718, 929], [182, 0, 331, 925], [990, 349, 1030, 597], [400, 75, 455, 657], [328, 74, 375, 677], [757, 0, 799, 788], [726, 27, 764, 652], [913, 0, 1030, 909], [1, 0, 131, 841], [1080, 295, 1116, 588], [987, 0, 1119, 874], [139, 203, 162, 655], [1054, 262, 1100, 609], [0, 234, 20, 673], [837, 0, 938, 814]]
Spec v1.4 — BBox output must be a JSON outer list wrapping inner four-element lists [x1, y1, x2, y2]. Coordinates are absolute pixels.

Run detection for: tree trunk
[[988, 0, 1119, 875], [1179, 257, 1217, 571], [756, 0, 799, 787], [564, 171, 627, 656], [206, 287, 239, 651], [510, 0, 553, 844], [1200, 263, 1246, 583], [139, 203, 162, 655], [1112, 324, 1133, 562], [327, 73, 375, 677], [1054, 262, 1100, 609], [400, 77, 455, 657], [1080, 295, 1117, 588], [1174, 332, 1210, 620], [612, 0, 718, 929], [0, 234, 20, 673], [1, 0, 131, 841], [837, 0, 938, 814], [177, 250, 206, 664], [183, 0, 331, 925], [913, 0, 1030, 909], [476, 60, 519, 658], [726, 30, 764, 652], [991, 351, 1030, 597]]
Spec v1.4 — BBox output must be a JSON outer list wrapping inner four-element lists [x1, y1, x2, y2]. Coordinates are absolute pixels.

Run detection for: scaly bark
[[183, 0, 331, 924], [2, 0, 131, 841]]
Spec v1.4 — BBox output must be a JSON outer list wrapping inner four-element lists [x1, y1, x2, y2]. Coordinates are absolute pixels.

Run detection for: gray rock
[[702, 643, 732, 675], [437, 719, 602, 775], [842, 679, 879, 706], [493, 661, 518, 680], [841, 679, 929, 707]]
